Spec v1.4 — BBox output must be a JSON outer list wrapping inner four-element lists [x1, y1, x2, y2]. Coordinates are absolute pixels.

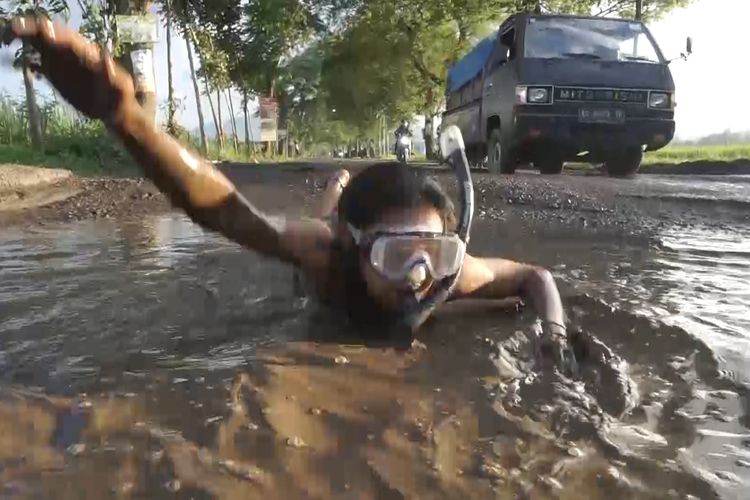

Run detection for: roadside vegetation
[[644, 144, 750, 164], [0, 94, 137, 176], [0, 95, 272, 175]]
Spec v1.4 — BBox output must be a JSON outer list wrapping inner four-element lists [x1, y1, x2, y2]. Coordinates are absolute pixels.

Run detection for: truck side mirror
[[669, 36, 693, 64], [489, 48, 508, 70], [498, 47, 510, 65]]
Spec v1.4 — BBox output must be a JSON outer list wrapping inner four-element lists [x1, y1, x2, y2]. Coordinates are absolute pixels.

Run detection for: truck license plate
[[578, 108, 625, 124]]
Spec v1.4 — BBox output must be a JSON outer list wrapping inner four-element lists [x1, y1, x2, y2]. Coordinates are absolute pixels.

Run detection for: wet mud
[[1, 161, 749, 498]]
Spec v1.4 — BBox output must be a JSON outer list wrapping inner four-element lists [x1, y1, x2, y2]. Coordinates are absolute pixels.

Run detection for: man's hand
[[315, 169, 350, 219], [1, 16, 135, 126], [532, 320, 578, 376], [1, 15, 335, 271]]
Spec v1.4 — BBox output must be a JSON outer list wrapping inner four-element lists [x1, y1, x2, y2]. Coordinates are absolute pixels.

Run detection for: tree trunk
[[203, 77, 220, 150], [381, 115, 386, 157], [22, 41, 43, 151], [278, 94, 290, 158], [635, 0, 643, 19], [266, 77, 276, 157], [184, 31, 207, 154], [242, 91, 251, 157], [385, 122, 393, 154], [165, 0, 176, 134], [216, 90, 226, 151], [225, 89, 239, 153], [423, 114, 437, 160]]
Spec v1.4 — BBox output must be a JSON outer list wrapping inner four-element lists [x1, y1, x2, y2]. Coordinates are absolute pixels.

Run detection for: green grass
[[644, 144, 750, 164], [0, 94, 139, 176], [0, 142, 137, 177], [205, 142, 277, 163]]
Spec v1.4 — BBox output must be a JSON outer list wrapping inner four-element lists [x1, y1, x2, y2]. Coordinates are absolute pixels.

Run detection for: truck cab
[[442, 14, 678, 176]]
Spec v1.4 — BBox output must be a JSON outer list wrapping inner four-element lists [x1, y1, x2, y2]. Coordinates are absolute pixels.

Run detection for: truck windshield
[[524, 17, 662, 63]]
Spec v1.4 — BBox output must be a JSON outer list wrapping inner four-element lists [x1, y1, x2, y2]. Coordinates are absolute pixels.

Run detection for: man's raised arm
[[2, 16, 332, 267]]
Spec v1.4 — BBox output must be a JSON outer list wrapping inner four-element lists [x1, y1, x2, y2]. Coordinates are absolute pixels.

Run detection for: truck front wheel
[[605, 147, 643, 178], [487, 129, 514, 174]]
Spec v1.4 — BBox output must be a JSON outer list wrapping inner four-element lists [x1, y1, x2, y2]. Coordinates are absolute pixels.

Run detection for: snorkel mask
[[349, 126, 474, 332]]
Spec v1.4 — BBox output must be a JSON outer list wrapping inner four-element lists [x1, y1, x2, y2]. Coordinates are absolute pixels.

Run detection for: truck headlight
[[649, 92, 672, 109], [516, 86, 552, 104], [528, 87, 551, 104]]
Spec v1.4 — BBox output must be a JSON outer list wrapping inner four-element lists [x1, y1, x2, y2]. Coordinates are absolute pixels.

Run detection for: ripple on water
[[652, 226, 750, 384]]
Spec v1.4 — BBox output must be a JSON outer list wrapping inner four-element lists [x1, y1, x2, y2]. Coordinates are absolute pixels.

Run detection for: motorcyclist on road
[[394, 120, 412, 141], [394, 119, 412, 156]]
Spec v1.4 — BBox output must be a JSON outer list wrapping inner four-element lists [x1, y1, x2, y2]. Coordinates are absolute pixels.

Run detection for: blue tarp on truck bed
[[446, 33, 497, 93]]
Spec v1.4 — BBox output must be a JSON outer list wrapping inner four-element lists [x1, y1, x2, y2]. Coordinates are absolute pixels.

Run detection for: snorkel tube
[[440, 126, 474, 245], [398, 125, 474, 332]]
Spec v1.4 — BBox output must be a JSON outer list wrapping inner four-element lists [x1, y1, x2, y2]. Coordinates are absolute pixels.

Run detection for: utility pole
[[635, 0, 643, 20], [115, 0, 158, 125]]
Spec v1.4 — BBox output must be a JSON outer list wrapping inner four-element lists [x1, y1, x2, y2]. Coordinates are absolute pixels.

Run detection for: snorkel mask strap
[[398, 126, 475, 331]]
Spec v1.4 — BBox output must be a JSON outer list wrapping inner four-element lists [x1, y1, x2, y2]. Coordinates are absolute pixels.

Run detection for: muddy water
[[1, 184, 749, 498]]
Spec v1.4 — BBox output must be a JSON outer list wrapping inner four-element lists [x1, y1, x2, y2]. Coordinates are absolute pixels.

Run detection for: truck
[[442, 13, 686, 177]]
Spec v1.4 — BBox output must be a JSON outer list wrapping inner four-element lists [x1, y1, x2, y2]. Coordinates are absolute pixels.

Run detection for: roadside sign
[[258, 97, 278, 142], [116, 15, 159, 44]]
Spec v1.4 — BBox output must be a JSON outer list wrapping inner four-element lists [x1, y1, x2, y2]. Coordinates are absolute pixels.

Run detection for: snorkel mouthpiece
[[406, 261, 429, 290], [397, 126, 475, 332]]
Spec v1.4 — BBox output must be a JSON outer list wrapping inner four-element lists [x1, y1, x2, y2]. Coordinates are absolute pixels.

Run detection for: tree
[[593, 0, 692, 20], [280, 44, 348, 150], [224, 89, 239, 153], [226, 0, 328, 154], [8, 0, 70, 151], [189, 25, 231, 151], [183, 30, 208, 154], [241, 91, 253, 156], [317, 0, 510, 158], [161, 0, 177, 134], [173, 0, 353, 155], [76, 0, 115, 47], [168, 0, 244, 152], [166, 0, 207, 152]]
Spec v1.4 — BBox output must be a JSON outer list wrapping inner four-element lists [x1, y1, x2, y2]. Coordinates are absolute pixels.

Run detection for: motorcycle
[[396, 134, 411, 164]]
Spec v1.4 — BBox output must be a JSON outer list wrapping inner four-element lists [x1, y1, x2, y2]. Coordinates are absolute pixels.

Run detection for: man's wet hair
[[338, 162, 456, 231]]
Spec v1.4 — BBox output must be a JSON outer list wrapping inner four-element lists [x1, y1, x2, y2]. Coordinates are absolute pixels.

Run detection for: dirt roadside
[[0, 159, 747, 231], [0, 162, 341, 227], [0, 176, 169, 227]]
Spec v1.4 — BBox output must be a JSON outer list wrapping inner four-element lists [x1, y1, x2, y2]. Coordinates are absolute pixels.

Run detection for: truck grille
[[554, 87, 648, 104]]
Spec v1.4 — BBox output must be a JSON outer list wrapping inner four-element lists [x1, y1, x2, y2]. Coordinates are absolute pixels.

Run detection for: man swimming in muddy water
[[1, 17, 574, 369]]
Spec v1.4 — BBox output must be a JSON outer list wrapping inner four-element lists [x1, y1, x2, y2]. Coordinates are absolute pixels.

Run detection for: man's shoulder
[[281, 218, 335, 274]]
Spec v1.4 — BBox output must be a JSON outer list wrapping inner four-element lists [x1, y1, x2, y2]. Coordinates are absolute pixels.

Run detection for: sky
[[0, 0, 748, 141]]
